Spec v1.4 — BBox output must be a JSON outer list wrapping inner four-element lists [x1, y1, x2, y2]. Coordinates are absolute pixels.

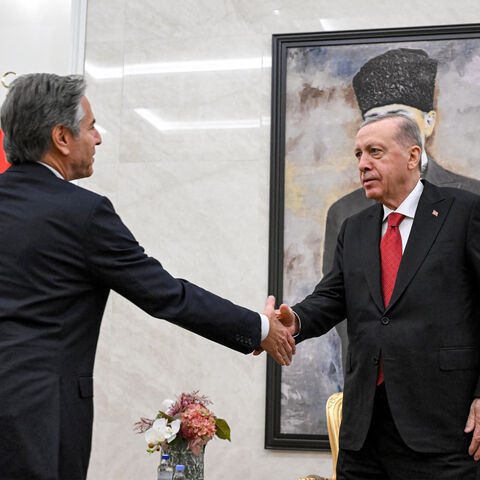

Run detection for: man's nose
[[358, 153, 371, 172]]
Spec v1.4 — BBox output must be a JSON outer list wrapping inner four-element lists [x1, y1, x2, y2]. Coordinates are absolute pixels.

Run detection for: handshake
[[254, 295, 300, 367]]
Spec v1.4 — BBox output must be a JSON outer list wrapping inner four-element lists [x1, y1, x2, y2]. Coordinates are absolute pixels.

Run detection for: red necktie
[[377, 212, 405, 385]]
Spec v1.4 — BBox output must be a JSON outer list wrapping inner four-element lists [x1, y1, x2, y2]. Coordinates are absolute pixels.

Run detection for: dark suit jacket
[[323, 159, 480, 369], [0, 162, 261, 480], [293, 180, 480, 452]]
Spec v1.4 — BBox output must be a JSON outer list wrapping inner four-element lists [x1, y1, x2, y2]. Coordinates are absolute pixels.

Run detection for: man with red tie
[[278, 113, 480, 478]]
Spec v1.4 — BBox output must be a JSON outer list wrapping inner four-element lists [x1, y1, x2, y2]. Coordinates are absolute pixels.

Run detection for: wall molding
[[70, 0, 88, 74]]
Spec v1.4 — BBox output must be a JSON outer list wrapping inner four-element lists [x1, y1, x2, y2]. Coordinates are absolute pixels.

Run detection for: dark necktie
[[377, 212, 405, 385]]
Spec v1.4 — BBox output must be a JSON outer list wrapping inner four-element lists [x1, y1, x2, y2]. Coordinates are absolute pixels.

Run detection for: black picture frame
[[266, 23, 480, 451]]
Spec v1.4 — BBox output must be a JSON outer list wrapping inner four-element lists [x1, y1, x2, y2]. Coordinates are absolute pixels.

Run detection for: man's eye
[[355, 152, 362, 161]]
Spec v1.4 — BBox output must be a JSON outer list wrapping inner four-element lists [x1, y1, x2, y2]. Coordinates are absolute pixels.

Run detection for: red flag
[[0, 129, 10, 173]]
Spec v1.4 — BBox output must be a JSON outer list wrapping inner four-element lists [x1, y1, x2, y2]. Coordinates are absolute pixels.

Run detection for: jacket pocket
[[439, 347, 479, 371], [78, 376, 94, 398]]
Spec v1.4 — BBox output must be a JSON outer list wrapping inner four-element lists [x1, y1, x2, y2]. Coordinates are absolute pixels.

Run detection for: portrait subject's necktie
[[377, 212, 405, 385]]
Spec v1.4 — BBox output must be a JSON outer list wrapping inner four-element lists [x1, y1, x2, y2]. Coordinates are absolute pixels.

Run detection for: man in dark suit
[[279, 112, 480, 478], [0, 73, 295, 480], [324, 48, 480, 369]]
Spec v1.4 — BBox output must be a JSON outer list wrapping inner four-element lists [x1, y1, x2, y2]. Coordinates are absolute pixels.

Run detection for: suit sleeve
[[82, 196, 261, 354], [293, 219, 348, 343], [467, 197, 480, 397]]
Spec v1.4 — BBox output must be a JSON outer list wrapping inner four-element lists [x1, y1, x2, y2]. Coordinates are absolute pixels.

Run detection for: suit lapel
[[386, 181, 453, 311], [361, 204, 385, 312]]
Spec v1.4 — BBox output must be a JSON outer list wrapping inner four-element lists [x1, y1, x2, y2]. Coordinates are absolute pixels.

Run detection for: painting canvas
[[266, 24, 480, 450]]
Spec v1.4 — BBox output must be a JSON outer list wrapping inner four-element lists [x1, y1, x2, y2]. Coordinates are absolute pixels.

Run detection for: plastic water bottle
[[172, 465, 186, 480], [157, 454, 173, 480]]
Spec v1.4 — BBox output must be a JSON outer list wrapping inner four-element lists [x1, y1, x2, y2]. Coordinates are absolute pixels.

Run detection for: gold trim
[[1, 71, 16, 89], [326, 392, 343, 480]]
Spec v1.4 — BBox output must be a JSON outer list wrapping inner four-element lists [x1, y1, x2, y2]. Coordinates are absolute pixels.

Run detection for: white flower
[[145, 418, 181, 445], [161, 398, 175, 412], [167, 419, 181, 443]]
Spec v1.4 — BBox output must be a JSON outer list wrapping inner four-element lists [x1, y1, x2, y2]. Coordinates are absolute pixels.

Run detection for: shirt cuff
[[260, 313, 269, 341], [292, 310, 301, 338]]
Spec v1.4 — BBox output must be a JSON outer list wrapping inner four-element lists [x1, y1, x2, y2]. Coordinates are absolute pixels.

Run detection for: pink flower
[[166, 391, 211, 417], [180, 403, 216, 449], [133, 417, 153, 434], [135, 391, 229, 457]]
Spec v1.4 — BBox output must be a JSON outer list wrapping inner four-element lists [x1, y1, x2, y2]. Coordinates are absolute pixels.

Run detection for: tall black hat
[[352, 48, 438, 117]]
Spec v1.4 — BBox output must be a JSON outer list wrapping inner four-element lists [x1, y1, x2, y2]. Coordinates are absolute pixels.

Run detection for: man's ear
[[51, 125, 71, 156], [424, 110, 436, 138], [407, 145, 422, 171]]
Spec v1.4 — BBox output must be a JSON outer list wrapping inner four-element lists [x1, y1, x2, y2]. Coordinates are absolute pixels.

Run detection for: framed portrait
[[265, 23, 480, 451]]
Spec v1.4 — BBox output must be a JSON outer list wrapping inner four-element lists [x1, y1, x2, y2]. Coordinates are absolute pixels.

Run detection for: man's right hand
[[276, 303, 300, 336], [255, 295, 296, 366]]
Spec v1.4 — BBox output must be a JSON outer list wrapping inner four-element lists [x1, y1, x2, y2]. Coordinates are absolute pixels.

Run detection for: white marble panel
[[83, 41, 125, 166], [86, 0, 126, 43], [123, 0, 480, 44], [111, 160, 269, 302], [119, 34, 269, 164], [124, 0, 264, 42], [119, 106, 269, 165]]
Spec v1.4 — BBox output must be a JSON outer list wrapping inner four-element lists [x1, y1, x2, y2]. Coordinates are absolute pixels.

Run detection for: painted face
[[354, 117, 420, 210], [66, 96, 102, 180], [364, 104, 436, 144]]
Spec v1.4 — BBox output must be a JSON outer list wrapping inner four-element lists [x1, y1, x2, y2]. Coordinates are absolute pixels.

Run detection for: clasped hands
[[254, 296, 299, 366]]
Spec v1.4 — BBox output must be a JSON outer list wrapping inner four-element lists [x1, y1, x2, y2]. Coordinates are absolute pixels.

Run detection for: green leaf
[[215, 418, 231, 441], [156, 411, 175, 422], [168, 436, 181, 447]]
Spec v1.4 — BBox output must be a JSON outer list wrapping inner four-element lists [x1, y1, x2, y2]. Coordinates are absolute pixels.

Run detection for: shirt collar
[[37, 161, 65, 180], [383, 179, 424, 221]]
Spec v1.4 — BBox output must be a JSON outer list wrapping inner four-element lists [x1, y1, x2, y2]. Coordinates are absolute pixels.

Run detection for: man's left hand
[[465, 398, 480, 460]]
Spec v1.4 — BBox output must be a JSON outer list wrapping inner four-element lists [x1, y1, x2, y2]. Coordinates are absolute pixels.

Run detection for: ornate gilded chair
[[297, 476, 326, 480], [326, 392, 343, 480], [297, 392, 343, 480]]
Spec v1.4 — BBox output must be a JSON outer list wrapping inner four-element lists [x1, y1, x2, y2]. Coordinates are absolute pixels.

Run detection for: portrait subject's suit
[[323, 159, 480, 367], [0, 162, 260, 480], [294, 180, 480, 452]]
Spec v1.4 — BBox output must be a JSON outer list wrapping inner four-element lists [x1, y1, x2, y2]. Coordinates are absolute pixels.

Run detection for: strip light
[[85, 57, 272, 80], [135, 108, 270, 132]]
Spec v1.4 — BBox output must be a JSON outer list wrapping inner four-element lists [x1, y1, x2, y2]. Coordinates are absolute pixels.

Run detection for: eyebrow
[[354, 142, 384, 151]]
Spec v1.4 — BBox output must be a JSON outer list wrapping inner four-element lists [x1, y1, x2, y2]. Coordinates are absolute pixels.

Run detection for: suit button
[[381, 316, 390, 325], [373, 356, 379, 365]]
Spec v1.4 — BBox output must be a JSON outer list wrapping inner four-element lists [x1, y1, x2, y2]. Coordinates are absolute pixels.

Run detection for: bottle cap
[[175, 465, 185, 471]]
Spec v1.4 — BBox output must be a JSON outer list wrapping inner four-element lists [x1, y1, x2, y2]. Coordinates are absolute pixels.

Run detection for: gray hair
[[361, 112, 423, 154], [0, 73, 86, 164]]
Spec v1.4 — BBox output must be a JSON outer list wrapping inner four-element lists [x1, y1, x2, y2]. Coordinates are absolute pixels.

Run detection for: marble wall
[[82, 1, 480, 479], [0, 0, 72, 105]]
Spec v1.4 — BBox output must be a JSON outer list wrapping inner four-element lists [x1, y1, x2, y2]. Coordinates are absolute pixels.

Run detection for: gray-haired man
[[0, 73, 295, 480]]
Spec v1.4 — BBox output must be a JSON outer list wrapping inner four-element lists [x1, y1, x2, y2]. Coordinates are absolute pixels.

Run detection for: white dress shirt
[[381, 180, 424, 251], [37, 161, 64, 180]]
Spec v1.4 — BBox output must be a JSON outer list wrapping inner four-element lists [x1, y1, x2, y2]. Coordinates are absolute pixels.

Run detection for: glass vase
[[165, 440, 204, 480]]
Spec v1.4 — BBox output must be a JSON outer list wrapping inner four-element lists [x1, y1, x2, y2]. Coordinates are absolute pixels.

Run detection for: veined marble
[[83, 0, 480, 479]]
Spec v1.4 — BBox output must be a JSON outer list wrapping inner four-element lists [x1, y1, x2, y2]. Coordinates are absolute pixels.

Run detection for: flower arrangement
[[134, 391, 231, 456]]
